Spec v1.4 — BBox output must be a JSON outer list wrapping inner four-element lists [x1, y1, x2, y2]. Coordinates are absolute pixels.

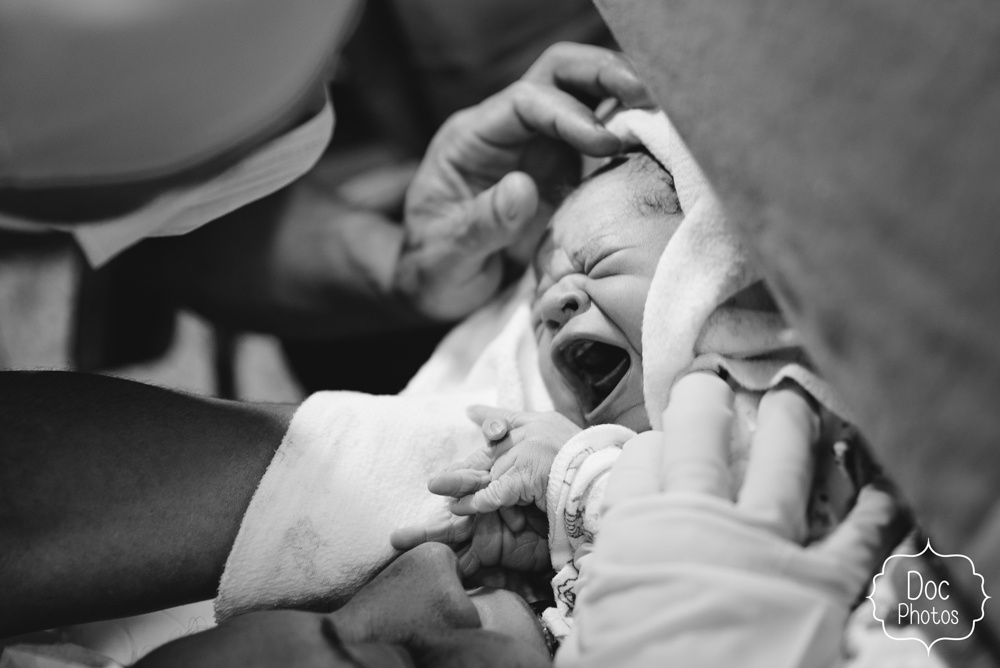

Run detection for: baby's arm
[[429, 405, 582, 514], [390, 406, 581, 577], [542, 424, 636, 641]]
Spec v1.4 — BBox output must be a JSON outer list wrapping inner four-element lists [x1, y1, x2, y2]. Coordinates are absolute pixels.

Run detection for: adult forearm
[[0, 371, 294, 636]]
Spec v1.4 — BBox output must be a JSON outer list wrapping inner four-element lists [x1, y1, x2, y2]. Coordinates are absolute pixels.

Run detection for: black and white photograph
[[1, 1, 997, 666]]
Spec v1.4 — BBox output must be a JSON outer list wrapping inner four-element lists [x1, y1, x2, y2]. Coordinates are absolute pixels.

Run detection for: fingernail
[[487, 420, 505, 439], [505, 194, 523, 222]]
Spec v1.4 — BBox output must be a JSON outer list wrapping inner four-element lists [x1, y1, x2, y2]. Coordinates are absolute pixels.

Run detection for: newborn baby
[[413, 149, 683, 518], [396, 116, 861, 648], [210, 154, 682, 634], [218, 107, 860, 661], [394, 147, 697, 646], [532, 149, 681, 433]]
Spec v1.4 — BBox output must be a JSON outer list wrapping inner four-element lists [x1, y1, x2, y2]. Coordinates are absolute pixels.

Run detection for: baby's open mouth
[[556, 339, 631, 415]]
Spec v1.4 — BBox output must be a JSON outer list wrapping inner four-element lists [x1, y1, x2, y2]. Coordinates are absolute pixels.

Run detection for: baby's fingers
[[467, 405, 519, 433], [428, 468, 492, 497], [390, 515, 475, 551], [450, 476, 522, 515]]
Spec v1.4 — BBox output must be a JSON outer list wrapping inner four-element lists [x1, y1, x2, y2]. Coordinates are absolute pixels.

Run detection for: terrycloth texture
[[605, 109, 851, 426], [215, 279, 552, 621], [543, 424, 635, 643], [545, 109, 856, 643]]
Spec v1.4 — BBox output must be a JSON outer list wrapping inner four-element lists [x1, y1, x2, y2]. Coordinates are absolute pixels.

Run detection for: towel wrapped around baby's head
[[606, 108, 860, 514], [543, 109, 875, 646]]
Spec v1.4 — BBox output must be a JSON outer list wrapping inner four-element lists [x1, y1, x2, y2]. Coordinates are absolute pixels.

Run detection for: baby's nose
[[539, 282, 590, 330]]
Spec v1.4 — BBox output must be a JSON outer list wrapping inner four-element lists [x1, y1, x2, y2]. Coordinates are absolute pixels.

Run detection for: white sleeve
[[214, 390, 480, 621], [543, 424, 635, 641], [556, 494, 860, 668]]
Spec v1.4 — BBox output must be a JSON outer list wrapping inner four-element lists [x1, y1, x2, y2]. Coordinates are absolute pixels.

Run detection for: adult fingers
[[601, 430, 665, 513], [437, 448, 496, 474], [523, 43, 653, 109], [737, 386, 819, 541], [499, 505, 527, 533], [456, 545, 480, 578], [390, 515, 475, 551], [458, 513, 502, 576], [449, 476, 520, 515], [815, 481, 910, 587], [471, 81, 623, 157], [452, 172, 540, 261], [428, 468, 493, 497], [659, 372, 735, 497]]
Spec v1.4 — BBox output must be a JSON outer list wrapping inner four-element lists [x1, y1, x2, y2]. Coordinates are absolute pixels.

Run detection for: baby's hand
[[429, 405, 581, 514]]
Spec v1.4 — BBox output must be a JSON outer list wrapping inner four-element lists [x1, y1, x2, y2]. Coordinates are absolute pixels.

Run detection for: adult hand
[[391, 505, 550, 578], [136, 544, 549, 668], [396, 42, 652, 320], [559, 372, 908, 668]]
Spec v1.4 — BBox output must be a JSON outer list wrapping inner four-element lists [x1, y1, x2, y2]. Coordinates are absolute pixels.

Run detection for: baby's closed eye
[[585, 248, 631, 278]]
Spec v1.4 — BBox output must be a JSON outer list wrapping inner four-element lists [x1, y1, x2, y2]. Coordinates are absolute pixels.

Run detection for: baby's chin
[[541, 356, 650, 431], [607, 403, 652, 432], [550, 392, 651, 433]]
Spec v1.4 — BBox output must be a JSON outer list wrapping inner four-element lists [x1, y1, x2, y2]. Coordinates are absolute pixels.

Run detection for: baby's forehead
[[537, 151, 681, 254], [581, 150, 681, 217]]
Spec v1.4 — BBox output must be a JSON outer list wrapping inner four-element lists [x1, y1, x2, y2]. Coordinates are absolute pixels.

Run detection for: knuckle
[[509, 80, 538, 101], [447, 106, 478, 130], [542, 41, 575, 61], [540, 42, 564, 60]]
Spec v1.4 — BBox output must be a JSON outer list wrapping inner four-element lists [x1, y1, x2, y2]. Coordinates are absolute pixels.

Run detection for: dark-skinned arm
[[0, 371, 295, 637]]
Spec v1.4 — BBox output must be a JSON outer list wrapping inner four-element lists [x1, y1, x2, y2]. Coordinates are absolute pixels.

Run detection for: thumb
[[461, 172, 539, 256]]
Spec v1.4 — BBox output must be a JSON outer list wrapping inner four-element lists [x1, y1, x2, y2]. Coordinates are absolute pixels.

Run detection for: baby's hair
[[568, 148, 682, 218], [624, 148, 682, 217]]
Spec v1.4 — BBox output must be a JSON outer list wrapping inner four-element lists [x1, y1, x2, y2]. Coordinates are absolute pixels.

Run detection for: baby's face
[[531, 154, 681, 432]]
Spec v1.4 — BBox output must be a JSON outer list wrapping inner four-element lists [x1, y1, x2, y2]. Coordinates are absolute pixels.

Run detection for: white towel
[[214, 278, 552, 621], [545, 109, 857, 643], [604, 109, 850, 428]]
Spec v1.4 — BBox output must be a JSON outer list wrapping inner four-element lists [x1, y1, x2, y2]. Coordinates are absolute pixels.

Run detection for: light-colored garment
[[214, 278, 553, 620], [556, 493, 866, 668], [0, 98, 334, 266], [0, 0, 360, 265], [0, 0, 356, 185]]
